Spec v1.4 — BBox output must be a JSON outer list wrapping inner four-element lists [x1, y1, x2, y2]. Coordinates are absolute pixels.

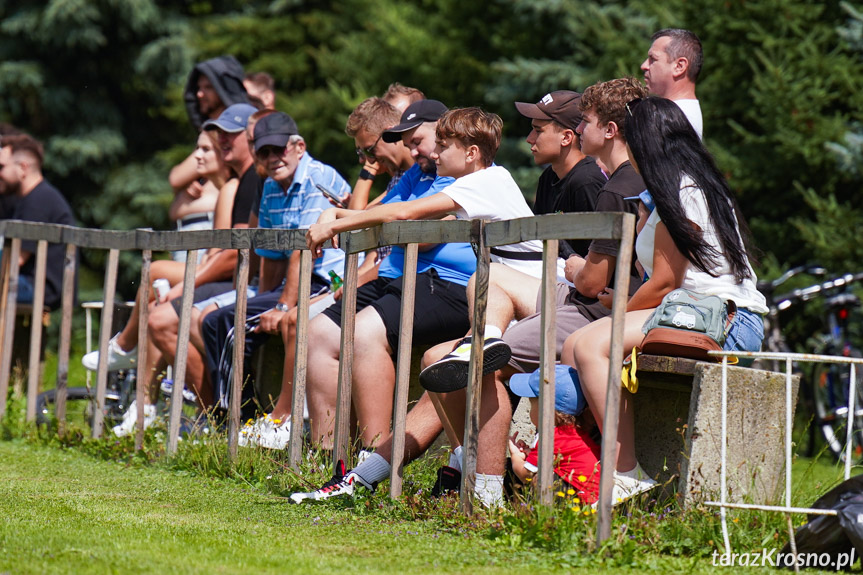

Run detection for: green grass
[[0, 408, 858, 575]]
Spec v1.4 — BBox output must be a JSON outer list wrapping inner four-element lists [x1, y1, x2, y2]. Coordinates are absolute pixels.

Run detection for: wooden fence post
[[0, 238, 20, 420], [134, 250, 151, 450], [228, 248, 249, 461], [92, 248, 119, 438], [596, 214, 635, 544], [461, 220, 488, 515], [288, 249, 313, 469], [26, 240, 48, 421], [333, 248, 360, 468], [55, 243, 77, 436], [389, 242, 419, 497], [166, 250, 198, 454], [535, 238, 559, 505]]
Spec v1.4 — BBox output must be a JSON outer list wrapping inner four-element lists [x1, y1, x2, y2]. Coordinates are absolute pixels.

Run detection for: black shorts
[[169, 281, 234, 316], [321, 269, 471, 352]]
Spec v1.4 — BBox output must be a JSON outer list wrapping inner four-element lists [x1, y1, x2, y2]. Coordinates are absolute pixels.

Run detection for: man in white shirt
[[641, 28, 703, 138]]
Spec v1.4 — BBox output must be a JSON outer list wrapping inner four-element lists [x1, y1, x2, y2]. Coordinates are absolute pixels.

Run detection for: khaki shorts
[[503, 283, 593, 373]]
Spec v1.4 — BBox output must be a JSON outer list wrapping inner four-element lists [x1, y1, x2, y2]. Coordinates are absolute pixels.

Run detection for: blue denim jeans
[[723, 308, 765, 366], [17, 275, 34, 304]]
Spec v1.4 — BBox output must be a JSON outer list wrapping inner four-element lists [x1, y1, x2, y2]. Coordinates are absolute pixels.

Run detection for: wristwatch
[[359, 168, 376, 181], [275, 303, 290, 312]]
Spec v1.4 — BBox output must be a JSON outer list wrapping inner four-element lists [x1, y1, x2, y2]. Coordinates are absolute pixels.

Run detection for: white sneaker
[[111, 400, 156, 437], [610, 463, 658, 505], [237, 414, 291, 450], [82, 334, 137, 372]]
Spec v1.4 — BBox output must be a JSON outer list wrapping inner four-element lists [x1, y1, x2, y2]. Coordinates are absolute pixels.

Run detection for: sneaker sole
[[419, 341, 512, 393]]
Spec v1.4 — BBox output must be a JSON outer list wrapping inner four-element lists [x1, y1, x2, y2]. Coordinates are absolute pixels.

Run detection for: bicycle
[[757, 267, 863, 461], [35, 368, 137, 430]]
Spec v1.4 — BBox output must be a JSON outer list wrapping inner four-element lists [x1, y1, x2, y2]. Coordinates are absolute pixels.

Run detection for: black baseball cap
[[382, 99, 448, 143], [515, 90, 583, 131], [254, 112, 299, 151]]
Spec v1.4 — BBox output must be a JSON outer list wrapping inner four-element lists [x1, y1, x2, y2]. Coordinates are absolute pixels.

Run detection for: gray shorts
[[503, 283, 592, 373]]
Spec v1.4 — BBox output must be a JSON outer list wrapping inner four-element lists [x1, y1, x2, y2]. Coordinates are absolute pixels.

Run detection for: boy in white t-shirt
[[306, 107, 540, 262]]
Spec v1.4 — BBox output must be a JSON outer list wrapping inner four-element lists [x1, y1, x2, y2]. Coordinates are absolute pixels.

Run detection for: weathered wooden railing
[[0, 212, 634, 544]]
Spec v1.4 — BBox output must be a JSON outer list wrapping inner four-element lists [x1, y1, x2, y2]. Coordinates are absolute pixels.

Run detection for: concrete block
[[633, 357, 798, 507], [681, 364, 798, 506]]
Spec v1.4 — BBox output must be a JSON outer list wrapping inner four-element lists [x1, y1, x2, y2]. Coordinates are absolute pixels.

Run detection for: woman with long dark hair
[[563, 96, 768, 502]]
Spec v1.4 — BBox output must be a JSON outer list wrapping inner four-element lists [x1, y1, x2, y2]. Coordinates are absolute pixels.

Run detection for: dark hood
[[183, 55, 250, 130]]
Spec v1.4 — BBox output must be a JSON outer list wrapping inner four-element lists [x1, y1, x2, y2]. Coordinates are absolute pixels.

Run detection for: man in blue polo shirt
[[200, 112, 351, 413], [298, 100, 477, 461]]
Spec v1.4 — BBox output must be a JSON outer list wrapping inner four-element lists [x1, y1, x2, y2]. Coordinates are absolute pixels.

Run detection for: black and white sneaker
[[289, 460, 376, 504], [419, 336, 512, 393], [430, 465, 461, 497]]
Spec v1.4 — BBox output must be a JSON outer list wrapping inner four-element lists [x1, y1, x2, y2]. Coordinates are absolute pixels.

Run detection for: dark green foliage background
[[1, 0, 862, 306]]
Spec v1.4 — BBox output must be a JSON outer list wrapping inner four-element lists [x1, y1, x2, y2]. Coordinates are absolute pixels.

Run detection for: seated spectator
[[563, 96, 768, 504], [243, 72, 276, 110], [382, 82, 425, 113], [0, 133, 75, 311], [200, 111, 352, 425], [168, 56, 251, 249], [239, 97, 417, 449], [291, 107, 545, 502], [506, 365, 600, 505]]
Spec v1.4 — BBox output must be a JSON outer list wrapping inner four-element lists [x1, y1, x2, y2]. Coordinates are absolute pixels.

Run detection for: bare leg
[[268, 307, 300, 421], [148, 301, 210, 408], [564, 309, 654, 472], [351, 307, 395, 448], [115, 260, 187, 351], [467, 263, 541, 330], [306, 315, 342, 448]]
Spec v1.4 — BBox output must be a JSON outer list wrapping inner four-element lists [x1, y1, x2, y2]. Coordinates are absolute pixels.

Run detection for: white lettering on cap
[[541, 93, 554, 105], [234, 115, 242, 123], [407, 113, 416, 120]]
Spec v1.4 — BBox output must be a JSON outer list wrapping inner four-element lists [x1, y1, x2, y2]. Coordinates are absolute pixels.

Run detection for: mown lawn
[[2, 436, 859, 575]]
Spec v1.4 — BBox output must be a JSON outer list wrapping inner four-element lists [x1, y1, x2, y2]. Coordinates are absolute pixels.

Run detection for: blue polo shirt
[[256, 152, 351, 284], [377, 164, 476, 286]]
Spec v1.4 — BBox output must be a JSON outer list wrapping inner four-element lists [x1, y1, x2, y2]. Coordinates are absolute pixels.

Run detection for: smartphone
[[315, 183, 348, 209]]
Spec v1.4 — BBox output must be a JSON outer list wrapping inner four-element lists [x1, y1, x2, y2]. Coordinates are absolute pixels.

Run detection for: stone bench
[[633, 354, 799, 507]]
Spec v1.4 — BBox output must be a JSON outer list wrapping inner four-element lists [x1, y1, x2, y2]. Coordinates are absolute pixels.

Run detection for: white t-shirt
[[441, 165, 545, 279], [674, 99, 703, 139], [634, 175, 768, 313]]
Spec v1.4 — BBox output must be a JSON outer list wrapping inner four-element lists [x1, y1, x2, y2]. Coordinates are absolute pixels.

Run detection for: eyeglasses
[[360, 133, 383, 160], [625, 98, 644, 117]]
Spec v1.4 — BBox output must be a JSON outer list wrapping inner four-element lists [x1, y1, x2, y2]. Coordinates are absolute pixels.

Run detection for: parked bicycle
[[757, 267, 863, 461]]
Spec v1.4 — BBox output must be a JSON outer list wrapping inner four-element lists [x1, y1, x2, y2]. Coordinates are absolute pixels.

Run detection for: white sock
[[474, 473, 504, 508], [483, 325, 503, 340], [351, 453, 391, 484], [449, 445, 463, 472]]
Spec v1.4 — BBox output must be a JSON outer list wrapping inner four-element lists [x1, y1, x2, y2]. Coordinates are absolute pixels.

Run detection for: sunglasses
[[256, 142, 294, 159], [359, 133, 383, 160]]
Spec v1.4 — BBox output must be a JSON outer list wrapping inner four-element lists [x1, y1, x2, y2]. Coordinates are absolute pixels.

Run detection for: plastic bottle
[[328, 270, 343, 291]]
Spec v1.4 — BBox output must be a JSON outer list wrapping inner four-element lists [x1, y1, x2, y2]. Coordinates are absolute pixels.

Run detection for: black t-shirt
[[571, 161, 644, 321], [232, 165, 263, 226], [532, 157, 607, 258], [14, 180, 76, 310]]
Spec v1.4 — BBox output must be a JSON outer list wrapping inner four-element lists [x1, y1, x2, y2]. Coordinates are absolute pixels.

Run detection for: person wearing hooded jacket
[[168, 56, 252, 249]]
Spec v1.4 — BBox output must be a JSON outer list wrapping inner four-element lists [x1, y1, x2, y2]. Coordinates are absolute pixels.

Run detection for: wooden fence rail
[[0, 212, 633, 545]]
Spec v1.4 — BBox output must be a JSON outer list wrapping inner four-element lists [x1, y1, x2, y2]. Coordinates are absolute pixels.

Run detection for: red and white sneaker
[[289, 460, 375, 504]]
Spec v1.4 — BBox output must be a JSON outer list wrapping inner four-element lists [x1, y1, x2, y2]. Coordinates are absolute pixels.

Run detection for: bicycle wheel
[[35, 387, 96, 428], [812, 353, 863, 462], [35, 383, 126, 430]]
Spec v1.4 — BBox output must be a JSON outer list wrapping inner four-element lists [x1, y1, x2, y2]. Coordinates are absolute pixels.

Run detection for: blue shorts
[[723, 308, 765, 366]]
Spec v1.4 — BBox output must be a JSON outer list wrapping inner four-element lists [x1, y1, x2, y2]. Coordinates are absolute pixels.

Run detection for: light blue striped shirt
[[256, 152, 351, 283]]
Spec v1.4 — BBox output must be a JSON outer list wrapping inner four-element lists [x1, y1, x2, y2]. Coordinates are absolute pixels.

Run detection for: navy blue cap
[[254, 112, 299, 150], [508, 364, 586, 416]]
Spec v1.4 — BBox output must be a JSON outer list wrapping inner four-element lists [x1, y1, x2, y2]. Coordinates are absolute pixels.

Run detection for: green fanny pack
[[640, 288, 737, 361]]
